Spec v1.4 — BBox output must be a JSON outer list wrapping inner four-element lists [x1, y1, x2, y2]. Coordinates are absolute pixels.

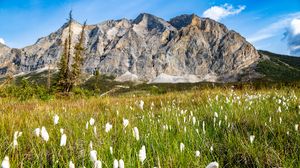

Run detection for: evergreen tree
[[56, 11, 87, 93], [65, 10, 73, 92], [71, 21, 86, 86], [57, 10, 73, 92], [57, 39, 69, 91]]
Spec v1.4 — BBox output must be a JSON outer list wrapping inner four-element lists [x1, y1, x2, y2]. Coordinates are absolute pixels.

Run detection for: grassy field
[[0, 87, 300, 167]]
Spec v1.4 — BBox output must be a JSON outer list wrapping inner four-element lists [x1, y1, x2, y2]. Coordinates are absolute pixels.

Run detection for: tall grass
[[0, 88, 299, 167]]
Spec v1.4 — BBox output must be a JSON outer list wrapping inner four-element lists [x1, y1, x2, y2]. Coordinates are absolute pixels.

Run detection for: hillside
[[257, 51, 300, 81]]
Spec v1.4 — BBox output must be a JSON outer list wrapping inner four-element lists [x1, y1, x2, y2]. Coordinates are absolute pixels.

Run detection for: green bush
[[72, 87, 93, 98], [149, 85, 167, 94], [0, 78, 53, 101]]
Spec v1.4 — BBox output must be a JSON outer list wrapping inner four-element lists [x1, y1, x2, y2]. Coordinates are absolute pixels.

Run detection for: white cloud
[[290, 18, 300, 35], [291, 45, 300, 51], [202, 3, 246, 21], [0, 38, 5, 45], [246, 12, 300, 55], [247, 12, 300, 43], [247, 34, 274, 44], [286, 18, 300, 55]]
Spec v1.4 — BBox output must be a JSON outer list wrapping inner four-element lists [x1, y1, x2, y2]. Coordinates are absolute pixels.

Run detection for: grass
[[0, 88, 300, 167]]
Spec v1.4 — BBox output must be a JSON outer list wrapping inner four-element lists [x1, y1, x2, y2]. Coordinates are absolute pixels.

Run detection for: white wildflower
[[250, 135, 255, 144], [34, 128, 40, 137], [119, 159, 124, 168], [139, 145, 146, 164], [123, 118, 129, 128], [133, 127, 140, 141], [86, 122, 89, 130], [192, 116, 196, 125], [206, 161, 219, 168], [90, 150, 97, 162], [113, 159, 118, 168], [279, 117, 282, 124], [69, 161, 75, 168], [89, 141, 93, 150], [54, 114, 59, 125], [214, 112, 218, 118], [139, 100, 144, 110], [213, 117, 216, 127], [94, 160, 102, 168], [1, 156, 10, 168], [60, 134, 67, 147], [41, 127, 49, 142], [105, 123, 112, 133], [93, 126, 97, 136], [180, 143, 185, 152], [13, 131, 22, 149], [195, 150, 200, 157], [277, 106, 282, 113], [110, 146, 113, 155], [89, 118, 95, 126]]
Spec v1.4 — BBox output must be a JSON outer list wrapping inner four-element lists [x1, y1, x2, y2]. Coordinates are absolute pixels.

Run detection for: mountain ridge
[[0, 13, 261, 83]]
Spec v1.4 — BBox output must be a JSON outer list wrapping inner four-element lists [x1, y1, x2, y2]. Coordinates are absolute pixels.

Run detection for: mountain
[[0, 13, 263, 83]]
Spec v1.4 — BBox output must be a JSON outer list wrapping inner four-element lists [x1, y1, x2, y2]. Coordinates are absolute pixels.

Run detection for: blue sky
[[0, 0, 299, 55]]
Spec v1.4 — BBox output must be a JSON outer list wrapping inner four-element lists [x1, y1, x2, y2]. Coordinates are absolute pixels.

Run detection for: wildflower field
[[0, 88, 300, 167]]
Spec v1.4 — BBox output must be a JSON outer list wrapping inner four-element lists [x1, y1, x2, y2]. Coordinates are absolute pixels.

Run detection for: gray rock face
[[0, 13, 260, 82]]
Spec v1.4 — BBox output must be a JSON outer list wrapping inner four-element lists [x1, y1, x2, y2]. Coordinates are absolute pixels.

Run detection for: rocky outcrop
[[0, 13, 261, 83]]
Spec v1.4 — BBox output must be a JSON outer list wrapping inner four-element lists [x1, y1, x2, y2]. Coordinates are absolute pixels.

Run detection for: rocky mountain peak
[[133, 13, 161, 23], [0, 13, 261, 83], [133, 13, 172, 32], [169, 14, 200, 29]]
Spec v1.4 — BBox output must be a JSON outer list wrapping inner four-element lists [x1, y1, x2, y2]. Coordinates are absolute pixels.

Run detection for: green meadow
[[0, 87, 299, 167]]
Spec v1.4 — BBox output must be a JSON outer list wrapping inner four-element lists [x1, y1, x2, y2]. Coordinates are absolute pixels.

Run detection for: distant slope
[[257, 51, 300, 81]]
